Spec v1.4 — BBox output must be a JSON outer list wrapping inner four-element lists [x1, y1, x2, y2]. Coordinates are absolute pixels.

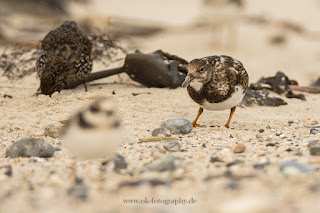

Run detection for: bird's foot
[[193, 123, 204, 128]]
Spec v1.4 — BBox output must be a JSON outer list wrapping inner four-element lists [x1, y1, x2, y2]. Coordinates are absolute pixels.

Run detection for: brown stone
[[234, 143, 246, 153]]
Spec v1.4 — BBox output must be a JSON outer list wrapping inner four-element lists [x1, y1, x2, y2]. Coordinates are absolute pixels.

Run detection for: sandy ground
[[1, 0, 320, 212]]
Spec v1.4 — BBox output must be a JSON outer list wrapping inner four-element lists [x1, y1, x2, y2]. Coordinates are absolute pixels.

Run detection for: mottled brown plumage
[[36, 21, 92, 95], [182, 55, 248, 128]]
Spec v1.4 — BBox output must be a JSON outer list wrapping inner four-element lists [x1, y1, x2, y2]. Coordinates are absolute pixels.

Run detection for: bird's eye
[[199, 67, 205, 72]]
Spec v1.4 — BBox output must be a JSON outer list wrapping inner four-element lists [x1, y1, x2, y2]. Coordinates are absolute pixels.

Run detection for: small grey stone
[[288, 120, 294, 124], [151, 127, 171, 137], [210, 156, 224, 163], [310, 146, 320, 156], [310, 128, 320, 135], [308, 140, 319, 148], [280, 160, 315, 175], [44, 122, 63, 138], [113, 154, 128, 171], [145, 155, 180, 172], [67, 185, 89, 201], [276, 131, 283, 136], [163, 141, 181, 152], [161, 119, 193, 135], [6, 138, 55, 158]]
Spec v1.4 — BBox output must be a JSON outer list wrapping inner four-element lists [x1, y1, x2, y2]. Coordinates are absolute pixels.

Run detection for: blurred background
[[0, 0, 320, 84]]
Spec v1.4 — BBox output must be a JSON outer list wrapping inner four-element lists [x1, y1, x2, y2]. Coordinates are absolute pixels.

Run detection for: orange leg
[[225, 106, 236, 128], [83, 79, 88, 92], [192, 107, 204, 127]]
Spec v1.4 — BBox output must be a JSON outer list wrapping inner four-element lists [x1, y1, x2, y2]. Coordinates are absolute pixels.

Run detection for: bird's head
[[181, 58, 212, 88]]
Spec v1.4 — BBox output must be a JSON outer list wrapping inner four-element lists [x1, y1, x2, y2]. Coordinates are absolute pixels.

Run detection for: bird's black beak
[[181, 73, 193, 87]]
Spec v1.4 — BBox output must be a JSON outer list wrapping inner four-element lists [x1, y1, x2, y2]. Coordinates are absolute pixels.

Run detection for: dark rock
[[266, 142, 276, 147], [67, 185, 89, 201], [1, 165, 12, 176], [152, 127, 171, 137], [113, 154, 128, 171], [276, 131, 283, 136], [310, 146, 320, 156], [280, 160, 315, 174], [310, 128, 320, 135], [6, 138, 55, 158], [210, 156, 224, 163], [163, 141, 181, 152], [202, 143, 206, 148], [226, 160, 244, 168], [258, 129, 265, 133], [161, 119, 193, 135], [241, 88, 287, 107]]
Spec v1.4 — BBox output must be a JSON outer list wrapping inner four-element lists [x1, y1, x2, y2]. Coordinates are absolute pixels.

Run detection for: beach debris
[[280, 160, 315, 175], [6, 138, 55, 158], [65, 50, 188, 89], [241, 88, 287, 107], [233, 143, 246, 153], [151, 127, 171, 137], [250, 71, 306, 100], [161, 118, 193, 135], [44, 122, 63, 138], [163, 141, 181, 152]]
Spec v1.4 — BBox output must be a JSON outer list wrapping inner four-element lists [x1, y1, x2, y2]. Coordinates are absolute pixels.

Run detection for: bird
[[62, 98, 122, 160], [182, 55, 248, 128], [36, 20, 93, 96], [200, 0, 245, 49]]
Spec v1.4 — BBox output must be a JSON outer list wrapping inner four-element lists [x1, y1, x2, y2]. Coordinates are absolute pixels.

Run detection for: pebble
[[163, 141, 181, 152], [307, 140, 319, 148], [280, 160, 315, 175], [151, 127, 171, 137], [266, 142, 276, 147], [113, 154, 128, 171], [67, 185, 89, 201], [233, 143, 246, 153], [144, 155, 180, 172], [310, 146, 320, 156], [258, 129, 265, 133], [210, 156, 224, 163], [310, 128, 320, 135], [6, 138, 55, 158], [253, 158, 270, 170], [161, 119, 193, 135], [44, 122, 63, 138], [276, 131, 283, 136]]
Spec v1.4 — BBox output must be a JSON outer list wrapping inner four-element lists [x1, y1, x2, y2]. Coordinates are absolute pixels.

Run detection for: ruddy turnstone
[[36, 21, 93, 95], [182, 55, 248, 128], [62, 98, 122, 159]]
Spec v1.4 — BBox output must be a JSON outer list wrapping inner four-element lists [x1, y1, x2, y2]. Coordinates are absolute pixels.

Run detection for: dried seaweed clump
[[0, 47, 40, 79], [90, 34, 126, 66]]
